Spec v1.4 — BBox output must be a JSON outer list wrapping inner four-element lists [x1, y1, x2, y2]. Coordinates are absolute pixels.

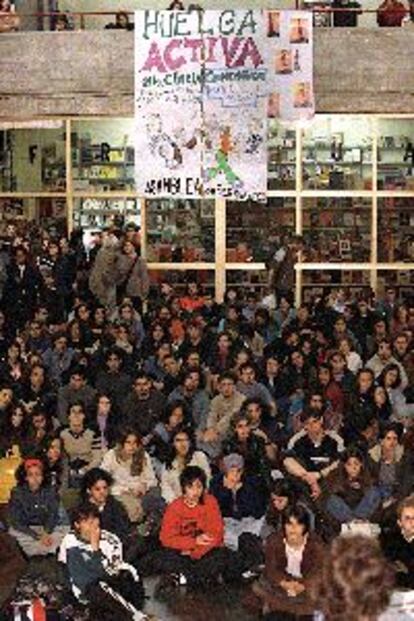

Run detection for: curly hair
[[314, 535, 394, 621]]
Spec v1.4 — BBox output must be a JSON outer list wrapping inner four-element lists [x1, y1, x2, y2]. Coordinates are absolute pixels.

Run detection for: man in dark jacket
[[122, 372, 165, 437], [3, 245, 43, 330], [95, 348, 132, 414]]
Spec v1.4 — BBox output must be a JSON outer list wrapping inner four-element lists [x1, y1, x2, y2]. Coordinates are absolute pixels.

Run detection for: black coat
[[3, 262, 43, 327]]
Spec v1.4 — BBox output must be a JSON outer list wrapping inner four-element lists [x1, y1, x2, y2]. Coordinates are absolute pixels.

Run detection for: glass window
[[301, 269, 371, 303], [302, 116, 373, 191], [72, 120, 135, 192], [378, 198, 414, 263], [0, 197, 67, 233], [377, 119, 414, 190], [147, 199, 215, 263], [377, 270, 413, 303], [303, 197, 371, 262], [226, 197, 295, 262], [268, 121, 296, 190], [0, 127, 66, 192], [226, 269, 269, 299], [73, 197, 141, 231]]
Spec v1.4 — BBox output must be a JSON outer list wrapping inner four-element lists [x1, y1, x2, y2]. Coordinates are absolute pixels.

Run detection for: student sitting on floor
[[322, 447, 382, 529], [141, 465, 243, 588], [80, 467, 132, 545], [8, 457, 69, 557], [101, 428, 162, 524], [380, 494, 414, 589], [58, 503, 148, 621], [210, 453, 266, 550], [252, 504, 325, 620]]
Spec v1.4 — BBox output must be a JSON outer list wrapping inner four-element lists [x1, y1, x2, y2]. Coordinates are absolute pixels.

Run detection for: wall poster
[[135, 10, 314, 198]]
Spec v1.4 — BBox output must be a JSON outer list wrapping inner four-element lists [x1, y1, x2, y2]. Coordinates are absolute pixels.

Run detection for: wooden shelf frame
[[0, 115, 413, 304]]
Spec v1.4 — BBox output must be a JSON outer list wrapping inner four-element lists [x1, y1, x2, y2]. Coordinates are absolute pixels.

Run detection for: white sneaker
[[178, 573, 187, 586]]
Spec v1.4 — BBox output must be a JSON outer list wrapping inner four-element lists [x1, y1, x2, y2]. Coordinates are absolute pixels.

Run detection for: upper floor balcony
[[0, 6, 414, 117]]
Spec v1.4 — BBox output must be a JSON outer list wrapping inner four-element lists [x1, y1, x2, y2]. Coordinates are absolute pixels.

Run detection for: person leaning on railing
[[0, 0, 20, 33]]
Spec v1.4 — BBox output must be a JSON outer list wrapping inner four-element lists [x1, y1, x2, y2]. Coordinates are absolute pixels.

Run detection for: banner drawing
[[135, 10, 269, 200]]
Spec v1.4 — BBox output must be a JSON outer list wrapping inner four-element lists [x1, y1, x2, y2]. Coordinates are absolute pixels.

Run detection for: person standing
[[268, 235, 304, 305]]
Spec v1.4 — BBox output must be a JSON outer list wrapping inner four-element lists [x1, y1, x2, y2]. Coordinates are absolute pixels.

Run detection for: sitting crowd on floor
[[0, 221, 413, 619]]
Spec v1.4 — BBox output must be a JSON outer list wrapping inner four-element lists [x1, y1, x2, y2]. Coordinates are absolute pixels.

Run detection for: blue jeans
[[326, 487, 382, 523]]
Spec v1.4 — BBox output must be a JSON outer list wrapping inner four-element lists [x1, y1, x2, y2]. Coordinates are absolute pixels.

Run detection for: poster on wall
[[134, 10, 203, 198], [135, 10, 269, 200], [266, 10, 314, 122], [201, 10, 268, 201]]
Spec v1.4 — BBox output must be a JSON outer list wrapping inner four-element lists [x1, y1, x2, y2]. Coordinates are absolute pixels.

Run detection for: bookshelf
[[0, 115, 413, 304]]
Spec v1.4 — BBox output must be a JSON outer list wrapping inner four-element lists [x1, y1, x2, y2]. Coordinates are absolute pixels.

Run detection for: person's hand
[[252, 428, 268, 441], [393, 560, 408, 574], [40, 533, 53, 548], [304, 471, 319, 485], [280, 580, 305, 597], [310, 480, 322, 500], [195, 533, 213, 546], [287, 582, 305, 597]]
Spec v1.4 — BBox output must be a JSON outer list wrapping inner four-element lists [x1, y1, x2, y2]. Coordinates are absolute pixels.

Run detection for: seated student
[[210, 453, 266, 551], [372, 385, 393, 422], [149, 466, 242, 587], [57, 367, 97, 426], [222, 411, 272, 492], [243, 398, 279, 463], [81, 468, 131, 545], [0, 403, 28, 457], [42, 434, 69, 497], [252, 505, 325, 618], [283, 409, 344, 500], [322, 447, 382, 527], [101, 428, 159, 523], [368, 421, 413, 504], [378, 362, 414, 423], [236, 362, 276, 415], [146, 400, 192, 454], [167, 367, 210, 432], [161, 428, 211, 504], [22, 407, 55, 456], [260, 479, 315, 541], [60, 403, 103, 488], [58, 504, 147, 621], [200, 372, 246, 458], [380, 494, 414, 589], [8, 457, 69, 556]]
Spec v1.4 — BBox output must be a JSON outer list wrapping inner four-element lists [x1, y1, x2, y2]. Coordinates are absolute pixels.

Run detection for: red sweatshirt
[[160, 493, 224, 560]]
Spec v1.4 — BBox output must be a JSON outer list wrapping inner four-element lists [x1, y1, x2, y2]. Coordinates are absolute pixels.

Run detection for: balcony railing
[[0, 7, 413, 32]]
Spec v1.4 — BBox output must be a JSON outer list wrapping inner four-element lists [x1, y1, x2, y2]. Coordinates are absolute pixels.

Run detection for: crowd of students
[[0, 221, 413, 620]]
